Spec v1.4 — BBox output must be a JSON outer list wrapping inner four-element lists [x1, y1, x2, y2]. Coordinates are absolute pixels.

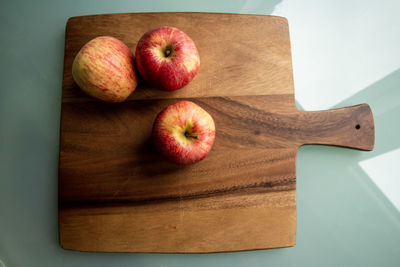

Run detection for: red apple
[[135, 26, 200, 91], [72, 36, 138, 102], [152, 100, 215, 165]]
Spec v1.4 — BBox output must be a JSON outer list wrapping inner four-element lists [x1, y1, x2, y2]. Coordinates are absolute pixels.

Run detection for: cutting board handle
[[297, 104, 375, 151]]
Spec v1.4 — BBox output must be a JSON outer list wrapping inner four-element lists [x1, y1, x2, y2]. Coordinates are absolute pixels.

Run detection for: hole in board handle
[[355, 124, 361, 130]]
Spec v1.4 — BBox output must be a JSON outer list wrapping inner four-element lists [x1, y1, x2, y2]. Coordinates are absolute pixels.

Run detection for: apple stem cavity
[[163, 44, 174, 58], [184, 132, 199, 140]]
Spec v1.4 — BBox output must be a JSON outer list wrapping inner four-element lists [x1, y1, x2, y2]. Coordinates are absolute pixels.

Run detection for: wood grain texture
[[58, 13, 374, 253]]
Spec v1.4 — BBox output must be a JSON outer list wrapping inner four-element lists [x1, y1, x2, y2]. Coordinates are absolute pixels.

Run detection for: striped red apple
[[72, 36, 138, 102], [152, 101, 215, 165], [135, 26, 200, 91]]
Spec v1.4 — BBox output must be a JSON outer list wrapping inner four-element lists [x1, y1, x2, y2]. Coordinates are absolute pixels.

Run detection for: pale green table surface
[[1, 0, 400, 266]]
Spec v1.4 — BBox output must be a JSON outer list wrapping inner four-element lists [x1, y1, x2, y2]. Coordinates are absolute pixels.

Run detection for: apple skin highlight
[[135, 26, 200, 91], [152, 101, 215, 165]]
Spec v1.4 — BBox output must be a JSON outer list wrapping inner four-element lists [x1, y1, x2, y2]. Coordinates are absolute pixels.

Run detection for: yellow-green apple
[[72, 36, 138, 102], [152, 100, 215, 165], [135, 26, 200, 91]]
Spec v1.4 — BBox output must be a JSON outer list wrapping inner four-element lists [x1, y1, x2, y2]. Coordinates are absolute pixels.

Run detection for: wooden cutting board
[[58, 13, 375, 253]]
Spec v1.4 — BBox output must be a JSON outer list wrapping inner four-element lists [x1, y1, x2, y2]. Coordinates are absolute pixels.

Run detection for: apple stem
[[185, 132, 199, 139], [165, 49, 171, 57]]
